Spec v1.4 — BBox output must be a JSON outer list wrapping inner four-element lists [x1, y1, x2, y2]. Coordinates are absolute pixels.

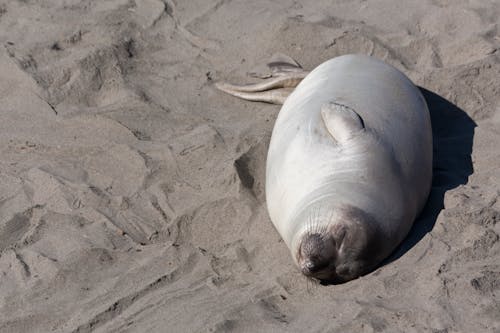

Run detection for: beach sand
[[0, 0, 499, 332]]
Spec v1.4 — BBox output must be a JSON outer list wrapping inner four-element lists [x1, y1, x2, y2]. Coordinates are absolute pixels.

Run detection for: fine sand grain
[[0, 1, 499, 332]]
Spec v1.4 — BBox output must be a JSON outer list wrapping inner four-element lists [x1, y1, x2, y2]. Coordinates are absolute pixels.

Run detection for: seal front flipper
[[321, 102, 365, 143]]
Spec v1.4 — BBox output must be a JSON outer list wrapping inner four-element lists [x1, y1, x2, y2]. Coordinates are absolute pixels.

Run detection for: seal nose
[[303, 260, 315, 273], [302, 260, 327, 275], [299, 232, 336, 276], [301, 257, 327, 275]]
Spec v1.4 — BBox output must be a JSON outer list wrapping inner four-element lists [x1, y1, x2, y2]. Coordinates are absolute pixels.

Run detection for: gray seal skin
[[217, 54, 433, 283]]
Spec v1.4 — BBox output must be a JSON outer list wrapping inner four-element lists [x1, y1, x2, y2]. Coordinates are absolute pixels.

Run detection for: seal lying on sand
[[216, 54, 432, 283]]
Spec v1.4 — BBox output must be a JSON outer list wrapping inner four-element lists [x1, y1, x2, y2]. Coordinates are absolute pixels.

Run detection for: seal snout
[[298, 232, 337, 278], [301, 258, 327, 275]]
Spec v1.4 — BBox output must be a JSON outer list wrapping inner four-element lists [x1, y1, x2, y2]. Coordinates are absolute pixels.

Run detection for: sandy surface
[[0, 0, 499, 332]]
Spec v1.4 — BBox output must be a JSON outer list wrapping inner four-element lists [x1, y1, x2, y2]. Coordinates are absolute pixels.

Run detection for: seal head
[[297, 232, 337, 279], [294, 205, 384, 283]]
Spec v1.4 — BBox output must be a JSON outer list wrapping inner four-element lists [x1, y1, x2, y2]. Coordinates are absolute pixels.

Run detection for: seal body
[[265, 54, 432, 282]]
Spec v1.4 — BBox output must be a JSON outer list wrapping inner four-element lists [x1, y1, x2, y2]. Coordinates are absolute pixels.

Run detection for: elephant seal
[[217, 54, 432, 283]]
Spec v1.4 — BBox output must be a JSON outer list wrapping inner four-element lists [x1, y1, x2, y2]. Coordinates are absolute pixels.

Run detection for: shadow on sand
[[383, 87, 477, 264]]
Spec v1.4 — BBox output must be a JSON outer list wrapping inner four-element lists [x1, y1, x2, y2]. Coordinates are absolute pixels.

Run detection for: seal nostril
[[302, 258, 327, 274], [301, 262, 314, 275]]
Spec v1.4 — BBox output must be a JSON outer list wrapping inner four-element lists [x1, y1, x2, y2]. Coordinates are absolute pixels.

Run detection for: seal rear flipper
[[215, 86, 294, 104], [321, 102, 365, 143], [249, 53, 305, 79], [215, 72, 307, 93], [215, 74, 305, 104], [215, 54, 309, 105], [267, 53, 305, 76]]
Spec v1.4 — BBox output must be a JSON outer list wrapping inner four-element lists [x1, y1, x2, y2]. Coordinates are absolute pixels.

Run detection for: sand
[[0, 0, 498, 332]]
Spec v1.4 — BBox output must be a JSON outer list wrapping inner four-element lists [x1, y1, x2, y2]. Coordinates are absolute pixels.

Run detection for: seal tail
[[215, 54, 308, 105]]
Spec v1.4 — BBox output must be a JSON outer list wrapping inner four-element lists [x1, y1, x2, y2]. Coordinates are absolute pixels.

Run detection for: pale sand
[[0, 1, 499, 332]]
